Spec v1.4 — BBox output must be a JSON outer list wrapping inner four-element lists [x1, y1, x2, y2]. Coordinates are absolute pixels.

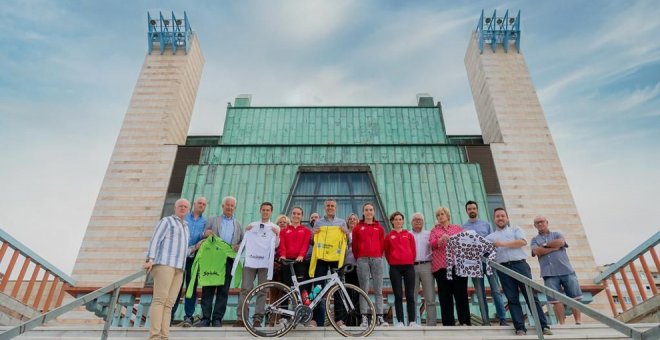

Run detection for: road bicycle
[[240, 259, 377, 337]]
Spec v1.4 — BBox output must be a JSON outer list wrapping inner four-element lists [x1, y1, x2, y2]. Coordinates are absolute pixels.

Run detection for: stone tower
[[464, 10, 599, 283], [72, 12, 204, 287]]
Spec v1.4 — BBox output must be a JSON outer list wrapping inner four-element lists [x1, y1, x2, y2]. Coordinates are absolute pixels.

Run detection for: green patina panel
[[181, 162, 489, 230], [221, 107, 447, 145], [199, 145, 465, 165], [179, 104, 490, 230]]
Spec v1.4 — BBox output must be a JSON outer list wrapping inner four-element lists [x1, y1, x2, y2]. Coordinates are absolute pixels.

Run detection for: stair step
[[1, 324, 656, 340]]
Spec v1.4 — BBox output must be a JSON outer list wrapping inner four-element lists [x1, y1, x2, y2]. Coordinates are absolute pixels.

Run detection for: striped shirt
[[147, 215, 190, 270]]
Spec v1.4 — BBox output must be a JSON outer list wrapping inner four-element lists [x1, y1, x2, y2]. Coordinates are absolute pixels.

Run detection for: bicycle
[[240, 259, 377, 337]]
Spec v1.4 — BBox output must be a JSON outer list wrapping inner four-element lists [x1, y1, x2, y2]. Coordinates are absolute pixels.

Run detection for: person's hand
[[272, 228, 280, 236], [232, 244, 239, 252], [313, 228, 321, 234], [279, 256, 286, 261], [143, 260, 153, 273], [296, 256, 304, 262], [203, 229, 214, 237], [246, 224, 253, 231]]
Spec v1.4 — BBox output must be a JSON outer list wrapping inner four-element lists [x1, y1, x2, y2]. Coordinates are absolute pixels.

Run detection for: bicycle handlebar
[[278, 258, 355, 274]]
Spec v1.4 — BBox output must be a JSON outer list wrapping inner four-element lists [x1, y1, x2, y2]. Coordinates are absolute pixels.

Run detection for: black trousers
[[334, 265, 360, 326], [389, 264, 416, 325], [434, 267, 470, 326], [280, 260, 309, 290], [200, 257, 234, 322]]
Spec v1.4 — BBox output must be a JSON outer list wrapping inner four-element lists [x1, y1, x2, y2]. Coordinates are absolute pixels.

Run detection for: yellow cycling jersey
[[309, 226, 347, 277]]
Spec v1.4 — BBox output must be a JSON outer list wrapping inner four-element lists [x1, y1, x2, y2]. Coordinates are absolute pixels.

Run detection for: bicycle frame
[[267, 263, 357, 321]]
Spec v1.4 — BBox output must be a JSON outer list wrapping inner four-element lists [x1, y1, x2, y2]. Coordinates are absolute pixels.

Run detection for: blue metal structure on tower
[[147, 11, 192, 55], [475, 10, 520, 54]]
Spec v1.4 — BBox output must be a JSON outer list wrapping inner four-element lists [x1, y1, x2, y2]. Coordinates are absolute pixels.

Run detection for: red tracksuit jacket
[[278, 225, 312, 259], [352, 220, 385, 258], [384, 229, 416, 265]]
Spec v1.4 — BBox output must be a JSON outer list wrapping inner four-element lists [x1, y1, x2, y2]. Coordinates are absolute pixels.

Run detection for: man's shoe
[[377, 315, 389, 327], [499, 319, 509, 326], [515, 329, 526, 336], [195, 319, 210, 327], [181, 316, 193, 328], [542, 327, 553, 335], [234, 320, 245, 327], [212, 320, 222, 327]]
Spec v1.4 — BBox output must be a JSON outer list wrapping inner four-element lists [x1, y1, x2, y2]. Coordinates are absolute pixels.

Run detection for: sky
[[1, 1, 658, 276]]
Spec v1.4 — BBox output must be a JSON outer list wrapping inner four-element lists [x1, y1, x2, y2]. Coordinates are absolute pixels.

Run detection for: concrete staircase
[[2, 324, 657, 340]]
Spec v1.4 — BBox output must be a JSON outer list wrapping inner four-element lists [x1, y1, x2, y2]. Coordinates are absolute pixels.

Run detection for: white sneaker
[[360, 315, 369, 327], [395, 322, 405, 328], [377, 316, 389, 327], [409, 322, 420, 327]]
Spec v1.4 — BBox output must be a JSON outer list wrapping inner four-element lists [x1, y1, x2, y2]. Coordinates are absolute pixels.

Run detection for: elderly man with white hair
[[410, 212, 437, 326], [144, 198, 191, 340], [199, 196, 243, 327]]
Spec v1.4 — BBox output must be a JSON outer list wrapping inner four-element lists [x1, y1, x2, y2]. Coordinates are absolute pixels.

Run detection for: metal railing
[[487, 257, 660, 340], [0, 269, 145, 340], [594, 231, 659, 317], [0, 228, 76, 312]]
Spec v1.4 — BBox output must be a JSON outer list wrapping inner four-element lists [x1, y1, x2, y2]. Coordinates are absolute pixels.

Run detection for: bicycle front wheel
[[325, 283, 376, 337], [241, 281, 299, 337]]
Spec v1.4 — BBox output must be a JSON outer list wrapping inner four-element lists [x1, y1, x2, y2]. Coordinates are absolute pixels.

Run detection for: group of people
[[144, 196, 583, 339]]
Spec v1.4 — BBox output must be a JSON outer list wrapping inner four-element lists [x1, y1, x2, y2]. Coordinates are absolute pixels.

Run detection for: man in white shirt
[[410, 213, 436, 326], [234, 202, 280, 327]]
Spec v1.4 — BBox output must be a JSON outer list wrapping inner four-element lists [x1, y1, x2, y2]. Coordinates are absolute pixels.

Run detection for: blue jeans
[[471, 267, 507, 322], [172, 256, 197, 320], [497, 260, 548, 331]]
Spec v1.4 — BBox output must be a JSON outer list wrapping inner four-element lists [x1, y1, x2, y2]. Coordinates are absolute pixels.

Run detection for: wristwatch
[[542, 242, 548, 248]]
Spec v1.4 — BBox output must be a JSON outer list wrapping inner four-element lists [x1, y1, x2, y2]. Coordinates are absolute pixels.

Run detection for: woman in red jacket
[[384, 211, 417, 327], [278, 207, 312, 289], [352, 203, 388, 327]]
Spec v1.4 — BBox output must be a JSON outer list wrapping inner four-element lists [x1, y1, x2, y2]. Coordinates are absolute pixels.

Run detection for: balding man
[[172, 197, 208, 327], [144, 198, 191, 340], [531, 216, 583, 325]]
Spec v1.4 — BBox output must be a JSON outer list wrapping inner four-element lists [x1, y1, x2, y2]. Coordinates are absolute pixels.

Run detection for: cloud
[[2, 1, 660, 274]]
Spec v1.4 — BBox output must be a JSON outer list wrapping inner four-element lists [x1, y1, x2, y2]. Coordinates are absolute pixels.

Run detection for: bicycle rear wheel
[[241, 281, 299, 337], [326, 283, 376, 337]]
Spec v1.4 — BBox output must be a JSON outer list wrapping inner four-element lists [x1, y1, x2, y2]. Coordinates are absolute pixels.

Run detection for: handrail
[[485, 257, 660, 340], [0, 228, 76, 312], [0, 228, 75, 285], [0, 269, 146, 340], [595, 231, 659, 283], [592, 231, 659, 316]]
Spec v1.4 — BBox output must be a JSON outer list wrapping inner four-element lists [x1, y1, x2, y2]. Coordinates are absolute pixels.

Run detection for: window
[[285, 167, 387, 227]]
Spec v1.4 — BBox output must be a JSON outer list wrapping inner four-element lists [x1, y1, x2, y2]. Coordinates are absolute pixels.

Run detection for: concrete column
[[72, 36, 204, 288], [465, 33, 599, 284]]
